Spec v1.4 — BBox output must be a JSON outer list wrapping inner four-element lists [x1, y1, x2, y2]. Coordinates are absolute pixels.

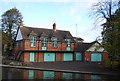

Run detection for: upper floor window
[[30, 36, 36, 47], [52, 37, 57, 48], [41, 37, 47, 47], [41, 37, 47, 50], [66, 39, 71, 51]]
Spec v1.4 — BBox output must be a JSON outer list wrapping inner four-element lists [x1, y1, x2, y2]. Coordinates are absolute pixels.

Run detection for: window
[[66, 39, 71, 51], [30, 36, 36, 47], [41, 37, 47, 50], [52, 37, 57, 48]]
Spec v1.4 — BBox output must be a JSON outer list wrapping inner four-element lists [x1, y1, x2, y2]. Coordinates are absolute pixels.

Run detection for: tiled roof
[[20, 26, 74, 42], [75, 42, 93, 52], [74, 37, 84, 41]]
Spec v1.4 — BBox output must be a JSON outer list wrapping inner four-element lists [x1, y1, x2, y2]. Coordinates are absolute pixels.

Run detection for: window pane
[[30, 36, 36, 47], [42, 37, 47, 47], [52, 38, 57, 48]]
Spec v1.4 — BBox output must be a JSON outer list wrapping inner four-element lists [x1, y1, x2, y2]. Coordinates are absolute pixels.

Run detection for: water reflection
[[63, 73, 72, 79], [75, 73, 82, 79], [2, 67, 118, 80], [43, 71, 54, 79], [91, 75, 101, 79], [29, 70, 34, 79]]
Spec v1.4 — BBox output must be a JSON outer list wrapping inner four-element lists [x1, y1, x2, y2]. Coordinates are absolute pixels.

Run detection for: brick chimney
[[53, 23, 56, 31]]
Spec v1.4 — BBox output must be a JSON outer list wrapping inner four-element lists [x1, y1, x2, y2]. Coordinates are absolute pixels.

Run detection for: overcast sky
[[0, 0, 104, 42]]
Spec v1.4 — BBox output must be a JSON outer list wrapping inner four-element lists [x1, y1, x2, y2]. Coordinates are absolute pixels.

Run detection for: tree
[[1, 7, 23, 55], [110, 8, 120, 56], [91, 0, 120, 69], [91, 0, 117, 24]]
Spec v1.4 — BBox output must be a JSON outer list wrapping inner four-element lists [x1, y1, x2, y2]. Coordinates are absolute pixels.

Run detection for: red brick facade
[[13, 40, 75, 62], [13, 26, 108, 62], [84, 52, 108, 62]]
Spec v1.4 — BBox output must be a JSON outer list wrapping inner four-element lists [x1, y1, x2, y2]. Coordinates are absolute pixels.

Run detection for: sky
[[0, 0, 103, 42]]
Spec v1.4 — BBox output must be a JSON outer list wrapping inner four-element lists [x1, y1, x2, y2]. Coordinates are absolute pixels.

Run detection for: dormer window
[[41, 37, 47, 50], [52, 37, 57, 48], [66, 39, 71, 51], [30, 36, 36, 47]]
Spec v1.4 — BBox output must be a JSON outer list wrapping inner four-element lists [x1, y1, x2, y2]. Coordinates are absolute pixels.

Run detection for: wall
[[14, 40, 77, 62], [84, 52, 108, 62], [24, 52, 29, 62], [84, 53, 91, 62], [56, 53, 62, 62], [24, 40, 75, 52]]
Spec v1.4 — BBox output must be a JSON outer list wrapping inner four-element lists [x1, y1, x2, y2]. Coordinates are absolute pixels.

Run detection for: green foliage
[[2, 7, 23, 39], [91, 0, 120, 69], [103, 60, 120, 70], [102, 8, 120, 56], [1, 7, 23, 56]]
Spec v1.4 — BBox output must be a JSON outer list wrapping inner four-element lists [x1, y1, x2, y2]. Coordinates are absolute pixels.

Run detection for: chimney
[[53, 23, 56, 31]]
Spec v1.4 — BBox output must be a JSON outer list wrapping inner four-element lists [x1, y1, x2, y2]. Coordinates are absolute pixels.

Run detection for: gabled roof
[[41, 32, 48, 37], [74, 37, 84, 42], [29, 31, 37, 36], [75, 41, 104, 52], [20, 26, 74, 42], [75, 42, 93, 52]]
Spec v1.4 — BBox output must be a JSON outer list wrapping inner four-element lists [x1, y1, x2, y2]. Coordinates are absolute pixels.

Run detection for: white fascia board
[[16, 28, 23, 41]]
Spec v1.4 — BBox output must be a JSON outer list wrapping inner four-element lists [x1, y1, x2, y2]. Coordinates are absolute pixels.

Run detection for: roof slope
[[75, 42, 93, 52], [20, 26, 74, 42]]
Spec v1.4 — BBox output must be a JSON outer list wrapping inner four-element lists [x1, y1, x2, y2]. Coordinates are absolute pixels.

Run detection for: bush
[[103, 60, 120, 70]]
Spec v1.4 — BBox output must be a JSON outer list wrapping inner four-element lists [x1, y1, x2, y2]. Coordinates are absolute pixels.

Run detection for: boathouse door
[[44, 53, 55, 62], [64, 53, 73, 61], [30, 52, 35, 62], [91, 53, 102, 62], [76, 53, 82, 61]]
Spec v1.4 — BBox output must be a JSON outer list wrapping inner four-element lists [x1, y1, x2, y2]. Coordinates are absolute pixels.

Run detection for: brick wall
[[102, 53, 108, 61], [24, 52, 29, 62], [56, 53, 62, 62], [15, 40, 75, 62], [13, 40, 24, 54], [38, 53, 44, 62], [84, 53, 91, 62], [24, 40, 75, 51]]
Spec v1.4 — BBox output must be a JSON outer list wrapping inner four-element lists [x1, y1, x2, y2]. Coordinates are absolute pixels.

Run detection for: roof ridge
[[23, 26, 69, 32]]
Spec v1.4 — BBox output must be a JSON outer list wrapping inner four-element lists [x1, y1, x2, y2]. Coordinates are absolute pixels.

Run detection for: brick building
[[13, 23, 108, 62], [75, 41, 108, 62], [13, 23, 77, 62]]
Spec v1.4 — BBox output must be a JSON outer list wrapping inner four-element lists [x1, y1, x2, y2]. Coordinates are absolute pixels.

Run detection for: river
[[2, 67, 119, 80]]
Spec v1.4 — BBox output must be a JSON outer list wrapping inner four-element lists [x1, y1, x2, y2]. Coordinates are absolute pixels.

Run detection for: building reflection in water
[[43, 71, 54, 79], [63, 73, 72, 79], [2, 67, 114, 80], [29, 70, 34, 79], [25, 70, 102, 80]]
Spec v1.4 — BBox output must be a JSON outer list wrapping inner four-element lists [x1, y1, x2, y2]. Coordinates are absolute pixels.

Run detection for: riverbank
[[1, 62, 119, 76]]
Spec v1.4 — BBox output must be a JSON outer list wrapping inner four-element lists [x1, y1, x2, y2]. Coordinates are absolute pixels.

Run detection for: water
[[2, 67, 119, 80]]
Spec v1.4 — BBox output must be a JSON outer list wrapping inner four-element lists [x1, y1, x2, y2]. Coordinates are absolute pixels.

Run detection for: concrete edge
[[1, 64, 119, 76]]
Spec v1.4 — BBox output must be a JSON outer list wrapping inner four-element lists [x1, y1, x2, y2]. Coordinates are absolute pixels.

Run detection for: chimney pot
[[53, 23, 56, 31]]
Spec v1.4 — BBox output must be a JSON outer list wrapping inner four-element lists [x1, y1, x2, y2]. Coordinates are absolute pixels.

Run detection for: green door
[[44, 53, 55, 62], [30, 52, 34, 62], [64, 53, 73, 61], [91, 53, 102, 62], [76, 53, 82, 61]]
